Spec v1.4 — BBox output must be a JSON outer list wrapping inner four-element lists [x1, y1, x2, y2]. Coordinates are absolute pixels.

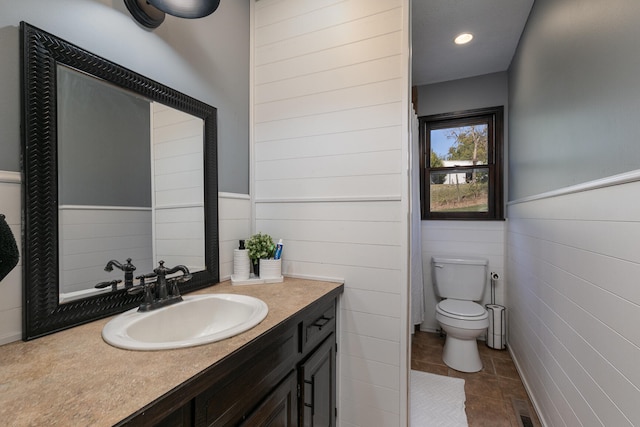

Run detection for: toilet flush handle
[[433, 263, 444, 268]]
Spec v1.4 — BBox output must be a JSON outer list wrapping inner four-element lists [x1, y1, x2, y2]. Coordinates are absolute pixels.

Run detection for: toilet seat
[[437, 299, 487, 320]]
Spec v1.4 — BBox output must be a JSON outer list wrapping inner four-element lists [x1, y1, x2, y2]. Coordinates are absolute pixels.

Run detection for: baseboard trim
[[508, 346, 548, 427]]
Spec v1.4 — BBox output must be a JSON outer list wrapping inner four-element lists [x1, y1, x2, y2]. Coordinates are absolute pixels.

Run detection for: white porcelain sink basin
[[102, 294, 268, 351]]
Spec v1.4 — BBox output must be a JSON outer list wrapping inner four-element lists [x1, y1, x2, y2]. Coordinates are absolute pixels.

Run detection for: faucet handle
[[129, 275, 156, 306], [138, 271, 158, 280], [167, 273, 192, 297], [154, 260, 169, 276], [127, 277, 147, 295], [95, 279, 122, 291], [167, 278, 180, 297], [122, 258, 136, 272]]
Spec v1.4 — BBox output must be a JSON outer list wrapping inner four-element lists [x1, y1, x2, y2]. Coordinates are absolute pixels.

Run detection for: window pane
[[430, 124, 488, 167], [430, 168, 489, 212]]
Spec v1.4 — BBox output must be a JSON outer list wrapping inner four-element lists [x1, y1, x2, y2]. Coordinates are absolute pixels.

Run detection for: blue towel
[[0, 214, 19, 281]]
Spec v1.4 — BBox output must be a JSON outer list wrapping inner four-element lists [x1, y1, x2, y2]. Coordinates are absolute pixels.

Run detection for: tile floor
[[411, 331, 542, 427]]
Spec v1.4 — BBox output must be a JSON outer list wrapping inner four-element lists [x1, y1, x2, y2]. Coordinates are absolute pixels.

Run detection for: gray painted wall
[[0, 26, 19, 172], [58, 66, 151, 207], [417, 72, 508, 118], [0, 0, 249, 194], [416, 71, 509, 198], [509, 0, 640, 201]]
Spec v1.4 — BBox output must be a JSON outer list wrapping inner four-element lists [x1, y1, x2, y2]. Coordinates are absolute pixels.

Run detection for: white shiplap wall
[[219, 193, 252, 281], [252, 1, 410, 426], [152, 103, 206, 271], [58, 207, 153, 297], [0, 171, 22, 345], [507, 174, 640, 427], [420, 220, 505, 332]]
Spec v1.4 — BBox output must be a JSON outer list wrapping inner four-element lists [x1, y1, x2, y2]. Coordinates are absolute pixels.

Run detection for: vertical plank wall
[[507, 178, 640, 426], [252, 1, 410, 426]]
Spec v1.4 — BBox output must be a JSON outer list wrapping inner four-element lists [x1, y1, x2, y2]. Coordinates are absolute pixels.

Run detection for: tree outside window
[[420, 106, 504, 220]]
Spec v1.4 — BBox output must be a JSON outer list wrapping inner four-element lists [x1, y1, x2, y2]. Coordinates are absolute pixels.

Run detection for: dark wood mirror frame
[[21, 22, 219, 340]]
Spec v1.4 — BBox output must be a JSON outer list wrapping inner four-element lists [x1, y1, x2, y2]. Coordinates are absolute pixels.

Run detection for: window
[[419, 106, 504, 220]]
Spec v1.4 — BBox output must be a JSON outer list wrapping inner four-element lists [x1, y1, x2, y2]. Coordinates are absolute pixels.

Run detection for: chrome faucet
[[128, 260, 191, 312], [104, 258, 136, 288]]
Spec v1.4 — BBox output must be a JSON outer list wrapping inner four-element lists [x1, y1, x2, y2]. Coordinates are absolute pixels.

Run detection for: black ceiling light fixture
[[124, 0, 221, 29]]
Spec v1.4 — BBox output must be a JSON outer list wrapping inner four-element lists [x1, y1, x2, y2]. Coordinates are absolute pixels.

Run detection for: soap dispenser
[[233, 239, 250, 280]]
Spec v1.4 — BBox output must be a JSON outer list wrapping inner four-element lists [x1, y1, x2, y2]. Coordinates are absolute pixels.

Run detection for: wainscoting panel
[[154, 206, 205, 271], [0, 172, 22, 345], [218, 193, 251, 281], [507, 178, 640, 427], [59, 207, 153, 297], [420, 220, 505, 332]]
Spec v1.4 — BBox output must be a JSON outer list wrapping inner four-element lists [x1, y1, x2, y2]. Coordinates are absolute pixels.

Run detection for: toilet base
[[442, 335, 483, 373]]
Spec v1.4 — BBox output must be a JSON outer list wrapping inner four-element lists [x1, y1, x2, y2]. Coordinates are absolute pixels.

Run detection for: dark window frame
[[419, 106, 504, 220]]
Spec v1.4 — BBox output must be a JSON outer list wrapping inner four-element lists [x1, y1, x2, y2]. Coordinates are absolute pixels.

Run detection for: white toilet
[[432, 256, 489, 373]]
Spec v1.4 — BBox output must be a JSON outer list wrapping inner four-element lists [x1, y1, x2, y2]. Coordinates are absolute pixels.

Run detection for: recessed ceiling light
[[454, 33, 474, 45]]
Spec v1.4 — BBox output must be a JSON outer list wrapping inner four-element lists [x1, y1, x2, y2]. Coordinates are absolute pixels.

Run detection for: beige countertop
[[0, 277, 343, 426]]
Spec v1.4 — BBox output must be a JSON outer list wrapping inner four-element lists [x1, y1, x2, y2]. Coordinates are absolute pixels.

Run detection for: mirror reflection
[[57, 65, 205, 302]]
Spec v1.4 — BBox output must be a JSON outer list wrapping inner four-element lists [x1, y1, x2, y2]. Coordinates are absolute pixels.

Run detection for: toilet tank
[[431, 256, 488, 301]]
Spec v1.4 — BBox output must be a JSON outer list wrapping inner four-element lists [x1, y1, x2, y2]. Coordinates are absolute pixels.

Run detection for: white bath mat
[[410, 370, 468, 427]]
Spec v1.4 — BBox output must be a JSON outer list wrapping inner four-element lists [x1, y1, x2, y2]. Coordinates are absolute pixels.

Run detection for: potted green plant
[[245, 232, 275, 277]]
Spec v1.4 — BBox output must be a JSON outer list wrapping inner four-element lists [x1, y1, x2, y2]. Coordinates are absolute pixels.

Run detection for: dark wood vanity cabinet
[[298, 296, 337, 427], [119, 289, 340, 427], [239, 371, 298, 427], [299, 335, 335, 427]]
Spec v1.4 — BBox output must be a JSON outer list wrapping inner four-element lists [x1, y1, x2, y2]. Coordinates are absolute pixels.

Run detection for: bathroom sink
[[102, 294, 268, 351]]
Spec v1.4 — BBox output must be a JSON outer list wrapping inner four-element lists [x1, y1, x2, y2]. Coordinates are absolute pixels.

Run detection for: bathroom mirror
[[56, 65, 206, 303], [21, 22, 219, 340]]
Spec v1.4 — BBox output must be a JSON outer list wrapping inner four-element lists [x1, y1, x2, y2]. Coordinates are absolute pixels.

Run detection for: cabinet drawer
[[301, 299, 335, 354]]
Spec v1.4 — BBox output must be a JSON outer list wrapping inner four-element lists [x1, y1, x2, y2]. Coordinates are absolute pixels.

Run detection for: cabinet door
[[299, 334, 335, 427], [240, 371, 298, 427], [194, 326, 297, 426]]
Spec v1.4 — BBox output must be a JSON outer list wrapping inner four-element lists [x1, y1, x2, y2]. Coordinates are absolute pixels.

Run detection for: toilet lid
[[438, 299, 486, 317]]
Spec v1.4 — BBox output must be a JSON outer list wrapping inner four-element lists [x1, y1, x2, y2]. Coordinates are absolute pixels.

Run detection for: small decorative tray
[[231, 275, 284, 285]]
